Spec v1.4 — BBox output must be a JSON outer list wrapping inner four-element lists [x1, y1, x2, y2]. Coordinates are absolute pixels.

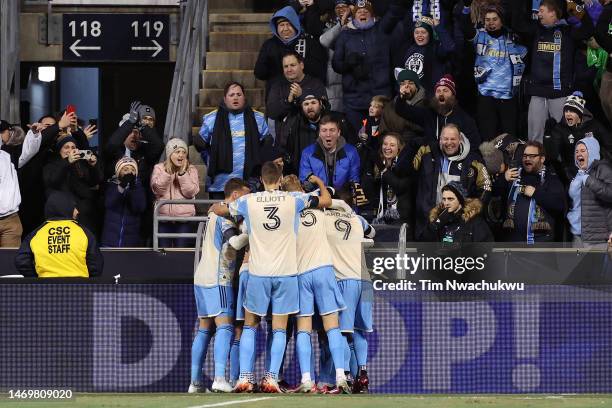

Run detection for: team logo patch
[[405, 53, 425, 78]]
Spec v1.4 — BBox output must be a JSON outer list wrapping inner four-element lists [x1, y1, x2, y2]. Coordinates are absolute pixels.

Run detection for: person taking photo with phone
[[43, 135, 103, 237]]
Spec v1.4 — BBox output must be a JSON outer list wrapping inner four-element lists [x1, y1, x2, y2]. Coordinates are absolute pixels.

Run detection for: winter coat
[[254, 6, 327, 93], [395, 97, 482, 151], [104, 121, 164, 185], [511, 5, 594, 99], [43, 155, 103, 235], [381, 93, 426, 144], [361, 146, 415, 226], [412, 137, 491, 239], [423, 198, 494, 243], [320, 22, 344, 112], [150, 164, 199, 217], [332, 8, 403, 111], [0, 150, 20, 218], [299, 137, 360, 189], [101, 178, 147, 247], [577, 160, 612, 243], [545, 111, 612, 185]]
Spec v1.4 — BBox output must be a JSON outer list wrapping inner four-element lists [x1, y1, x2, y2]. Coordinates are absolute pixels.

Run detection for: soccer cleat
[[212, 378, 234, 393], [316, 383, 335, 394], [335, 378, 352, 394], [353, 370, 369, 394], [233, 378, 255, 393], [260, 376, 283, 393], [291, 380, 317, 393], [278, 379, 291, 393], [187, 383, 205, 393]]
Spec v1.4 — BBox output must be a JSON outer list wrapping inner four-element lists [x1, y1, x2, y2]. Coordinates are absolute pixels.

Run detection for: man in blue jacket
[[299, 114, 360, 190]]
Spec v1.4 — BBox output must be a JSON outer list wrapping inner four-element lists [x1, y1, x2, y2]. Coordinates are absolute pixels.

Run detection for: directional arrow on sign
[[130, 40, 163, 58], [69, 39, 102, 57]]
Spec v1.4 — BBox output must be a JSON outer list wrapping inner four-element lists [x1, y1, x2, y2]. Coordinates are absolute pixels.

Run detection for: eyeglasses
[[522, 154, 541, 159]]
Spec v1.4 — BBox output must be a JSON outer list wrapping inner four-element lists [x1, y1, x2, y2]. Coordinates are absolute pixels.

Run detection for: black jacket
[[578, 160, 612, 243], [545, 112, 612, 185], [395, 98, 482, 152], [412, 139, 491, 240], [423, 199, 494, 243]]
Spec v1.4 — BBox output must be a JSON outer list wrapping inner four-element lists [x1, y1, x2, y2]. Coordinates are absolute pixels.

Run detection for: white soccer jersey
[[194, 212, 238, 287], [297, 208, 333, 274], [325, 207, 373, 281], [229, 190, 312, 277]]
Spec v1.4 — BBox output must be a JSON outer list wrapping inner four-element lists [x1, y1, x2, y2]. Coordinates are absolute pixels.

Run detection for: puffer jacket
[[298, 136, 360, 189], [577, 160, 612, 243], [101, 178, 147, 247], [150, 164, 199, 217]]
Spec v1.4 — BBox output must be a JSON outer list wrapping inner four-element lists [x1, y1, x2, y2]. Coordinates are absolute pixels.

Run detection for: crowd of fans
[[1, 0, 611, 254]]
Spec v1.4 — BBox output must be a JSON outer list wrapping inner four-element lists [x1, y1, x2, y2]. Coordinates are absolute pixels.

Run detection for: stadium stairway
[[189, 0, 270, 201]]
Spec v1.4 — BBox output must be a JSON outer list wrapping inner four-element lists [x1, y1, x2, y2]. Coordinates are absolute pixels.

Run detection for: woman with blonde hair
[[151, 138, 199, 247]]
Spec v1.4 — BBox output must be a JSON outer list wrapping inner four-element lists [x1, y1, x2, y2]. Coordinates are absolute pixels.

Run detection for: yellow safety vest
[[29, 220, 90, 278]]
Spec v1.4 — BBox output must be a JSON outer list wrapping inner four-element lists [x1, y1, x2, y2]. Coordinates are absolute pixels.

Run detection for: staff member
[[15, 191, 103, 278]]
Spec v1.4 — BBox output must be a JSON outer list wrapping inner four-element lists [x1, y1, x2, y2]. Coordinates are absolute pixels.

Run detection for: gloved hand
[[119, 173, 136, 188], [128, 101, 142, 124], [436, 209, 454, 226], [345, 52, 361, 67]]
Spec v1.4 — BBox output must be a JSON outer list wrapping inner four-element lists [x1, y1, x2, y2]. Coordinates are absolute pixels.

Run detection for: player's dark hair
[[336, 183, 355, 207], [224, 178, 250, 198], [261, 161, 283, 185]]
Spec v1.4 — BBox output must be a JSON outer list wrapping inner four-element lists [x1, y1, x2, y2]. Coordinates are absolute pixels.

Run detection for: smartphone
[[77, 150, 93, 160], [66, 104, 77, 115]]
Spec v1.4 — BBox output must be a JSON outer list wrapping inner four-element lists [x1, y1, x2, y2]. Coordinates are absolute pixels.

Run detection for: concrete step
[[209, 13, 270, 32], [195, 105, 265, 121], [209, 32, 269, 52], [206, 52, 259, 70], [199, 88, 265, 108], [203, 69, 263, 89], [209, 0, 253, 10]]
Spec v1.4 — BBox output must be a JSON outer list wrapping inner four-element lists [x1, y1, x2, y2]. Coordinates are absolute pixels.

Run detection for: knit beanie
[[434, 74, 456, 95], [443, 181, 468, 206], [56, 135, 77, 151], [114, 156, 138, 177], [0, 120, 11, 132], [137, 104, 156, 120], [414, 15, 435, 41], [564, 91, 586, 117], [395, 68, 422, 89], [353, 0, 374, 16], [165, 137, 188, 158]]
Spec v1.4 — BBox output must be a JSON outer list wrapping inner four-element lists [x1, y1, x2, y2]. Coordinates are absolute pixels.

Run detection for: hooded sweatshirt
[[0, 149, 20, 217], [568, 137, 600, 236]]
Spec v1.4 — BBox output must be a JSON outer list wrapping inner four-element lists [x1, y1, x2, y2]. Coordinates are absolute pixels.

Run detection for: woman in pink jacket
[[151, 138, 200, 247]]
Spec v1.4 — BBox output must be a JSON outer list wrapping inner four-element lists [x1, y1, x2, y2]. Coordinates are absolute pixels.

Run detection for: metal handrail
[[153, 198, 220, 251]]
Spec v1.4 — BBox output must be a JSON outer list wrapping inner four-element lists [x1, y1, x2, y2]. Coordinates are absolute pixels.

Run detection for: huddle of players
[[189, 161, 376, 394]]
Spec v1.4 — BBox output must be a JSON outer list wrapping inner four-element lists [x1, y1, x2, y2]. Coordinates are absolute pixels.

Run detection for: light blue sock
[[190, 328, 211, 384], [239, 326, 257, 375], [269, 329, 287, 378], [230, 339, 240, 382], [343, 335, 351, 371], [213, 324, 233, 378], [326, 327, 344, 372], [296, 331, 311, 376], [349, 341, 358, 377], [353, 330, 368, 368], [265, 324, 273, 372]]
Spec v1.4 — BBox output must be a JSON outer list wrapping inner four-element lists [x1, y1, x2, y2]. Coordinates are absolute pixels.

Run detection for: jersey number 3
[[263, 206, 281, 231]]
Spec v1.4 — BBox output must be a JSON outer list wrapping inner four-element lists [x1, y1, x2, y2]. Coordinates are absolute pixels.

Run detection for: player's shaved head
[[261, 161, 283, 185], [281, 174, 303, 192], [224, 178, 250, 198]]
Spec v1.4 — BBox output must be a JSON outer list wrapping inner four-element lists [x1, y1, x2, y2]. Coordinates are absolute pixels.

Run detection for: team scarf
[[412, 0, 441, 22], [504, 166, 550, 244]]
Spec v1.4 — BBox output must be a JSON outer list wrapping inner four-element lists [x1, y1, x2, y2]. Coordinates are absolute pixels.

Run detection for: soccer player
[[189, 178, 250, 393], [325, 187, 376, 393], [210, 162, 331, 393], [282, 175, 351, 394]]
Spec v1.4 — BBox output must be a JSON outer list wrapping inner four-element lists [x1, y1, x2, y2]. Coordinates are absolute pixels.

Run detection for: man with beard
[[299, 114, 360, 190], [501, 141, 565, 243], [197, 82, 271, 199], [413, 123, 491, 240], [394, 74, 481, 151], [381, 68, 426, 144], [459, 2, 528, 141], [267, 51, 327, 147], [546, 91, 612, 185]]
